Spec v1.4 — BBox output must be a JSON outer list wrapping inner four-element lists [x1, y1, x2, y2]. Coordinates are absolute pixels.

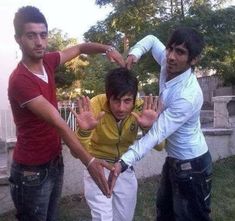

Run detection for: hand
[[131, 95, 163, 128], [87, 158, 114, 197], [126, 54, 138, 70], [70, 96, 105, 130], [108, 162, 122, 194], [106, 48, 125, 67]]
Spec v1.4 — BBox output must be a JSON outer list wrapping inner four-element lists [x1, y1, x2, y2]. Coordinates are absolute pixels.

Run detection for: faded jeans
[[9, 155, 64, 221], [156, 151, 213, 221]]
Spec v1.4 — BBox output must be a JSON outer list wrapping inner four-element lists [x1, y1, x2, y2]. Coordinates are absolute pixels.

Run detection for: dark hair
[[166, 27, 204, 62], [14, 6, 48, 37], [105, 68, 138, 101]]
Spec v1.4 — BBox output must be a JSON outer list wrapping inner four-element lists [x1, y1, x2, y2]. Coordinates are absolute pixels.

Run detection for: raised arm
[[126, 35, 166, 69], [59, 42, 125, 67]]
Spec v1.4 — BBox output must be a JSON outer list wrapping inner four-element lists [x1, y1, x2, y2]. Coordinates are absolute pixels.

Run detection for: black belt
[[166, 151, 211, 172]]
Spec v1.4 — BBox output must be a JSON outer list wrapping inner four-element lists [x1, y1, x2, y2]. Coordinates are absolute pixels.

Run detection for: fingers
[[126, 55, 137, 70], [101, 159, 114, 171], [77, 96, 90, 112], [88, 159, 111, 197], [69, 107, 79, 118], [108, 162, 121, 193], [143, 94, 155, 110], [97, 111, 105, 122], [106, 50, 125, 67], [147, 94, 153, 109]]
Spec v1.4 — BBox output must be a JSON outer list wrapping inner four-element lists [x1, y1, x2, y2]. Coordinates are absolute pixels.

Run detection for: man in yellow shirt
[[71, 67, 163, 221]]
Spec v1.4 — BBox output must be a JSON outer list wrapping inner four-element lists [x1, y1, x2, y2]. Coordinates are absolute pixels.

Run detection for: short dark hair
[[14, 6, 48, 37], [105, 68, 138, 101], [166, 27, 204, 62]]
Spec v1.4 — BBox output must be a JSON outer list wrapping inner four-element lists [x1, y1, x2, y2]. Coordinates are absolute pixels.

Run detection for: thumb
[[96, 111, 105, 122], [131, 112, 140, 121]]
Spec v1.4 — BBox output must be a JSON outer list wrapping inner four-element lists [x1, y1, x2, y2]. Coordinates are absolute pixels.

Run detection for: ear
[[14, 34, 21, 45], [190, 56, 199, 66]]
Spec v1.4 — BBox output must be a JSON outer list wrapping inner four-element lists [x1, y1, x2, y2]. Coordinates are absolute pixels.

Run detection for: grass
[[1, 156, 235, 221]]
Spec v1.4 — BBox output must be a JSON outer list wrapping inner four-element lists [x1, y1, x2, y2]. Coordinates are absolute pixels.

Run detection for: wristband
[[105, 47, 116, 54], [87, 157, 95, 169]]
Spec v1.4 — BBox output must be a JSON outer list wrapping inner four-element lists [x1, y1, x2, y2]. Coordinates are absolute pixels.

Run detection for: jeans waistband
[[12, 154, 63, 170], [166, 151, 211, 172]]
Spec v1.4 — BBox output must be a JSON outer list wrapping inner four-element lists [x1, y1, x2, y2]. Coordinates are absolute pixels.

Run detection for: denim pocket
[[174, 170, 194, 198], [21, 168, 48, 187]]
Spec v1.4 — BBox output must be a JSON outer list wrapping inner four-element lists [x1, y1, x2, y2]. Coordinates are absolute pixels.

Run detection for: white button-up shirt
[[121, 35, 208, 166]]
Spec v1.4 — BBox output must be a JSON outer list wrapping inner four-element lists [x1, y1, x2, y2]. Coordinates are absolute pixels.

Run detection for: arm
[[108, 98, 194, 191], [126, 35, 166, 69], [25, 95, 112, 196], [59, 42, 125, 67]]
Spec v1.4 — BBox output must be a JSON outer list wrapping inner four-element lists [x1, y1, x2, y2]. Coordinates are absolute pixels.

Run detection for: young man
[[110, 27, 213, 221], [8, 5, 125, 221], [71, 67, 164, 221]]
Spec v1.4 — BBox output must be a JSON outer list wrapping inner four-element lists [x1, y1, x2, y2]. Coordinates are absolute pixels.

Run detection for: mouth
[[34, 48, 44, 53]]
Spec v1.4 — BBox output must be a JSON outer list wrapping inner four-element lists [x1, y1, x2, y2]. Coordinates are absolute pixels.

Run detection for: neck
[[21, 57, 44, 75]]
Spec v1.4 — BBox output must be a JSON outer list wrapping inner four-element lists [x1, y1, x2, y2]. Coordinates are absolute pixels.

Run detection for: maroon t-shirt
[[8, 52, 62, 165]]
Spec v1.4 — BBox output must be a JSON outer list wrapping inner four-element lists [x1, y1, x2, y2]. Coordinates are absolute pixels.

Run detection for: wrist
[[105, 46, 116, 55], [87, 157, 95, 169], [118, 159, 128, 173]]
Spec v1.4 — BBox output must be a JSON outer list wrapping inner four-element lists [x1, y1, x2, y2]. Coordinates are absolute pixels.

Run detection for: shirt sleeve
[[129, 35, 166, 65], [121, 98, 194, 166], [10, 74, 42, 107]]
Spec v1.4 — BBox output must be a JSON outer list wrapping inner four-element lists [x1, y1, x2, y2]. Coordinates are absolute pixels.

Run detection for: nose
[[118, 101, 125, 111], [34, 34, 43, 45], [167, 50, 175, 61]]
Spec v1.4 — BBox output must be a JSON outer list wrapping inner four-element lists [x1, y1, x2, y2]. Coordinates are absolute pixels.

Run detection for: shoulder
[[91, 94, 107, 113], [133, 97, 144, 112], [43, 52, 60, 68]]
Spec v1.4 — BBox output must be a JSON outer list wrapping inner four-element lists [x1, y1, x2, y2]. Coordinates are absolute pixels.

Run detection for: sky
[[0, 0, 112, 108]]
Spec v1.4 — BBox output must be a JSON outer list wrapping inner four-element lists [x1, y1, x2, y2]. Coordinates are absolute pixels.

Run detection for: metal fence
[[0, 102, 78, 144]]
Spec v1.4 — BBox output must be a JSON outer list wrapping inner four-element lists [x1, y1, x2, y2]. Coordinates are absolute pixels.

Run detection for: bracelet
[[87, 157, 95, 169], [105, 47, 116, 54]]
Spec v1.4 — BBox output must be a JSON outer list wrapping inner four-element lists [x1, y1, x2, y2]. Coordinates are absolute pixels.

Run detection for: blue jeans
[[156, 151, 213, 221], [9, 155, 64, 221]]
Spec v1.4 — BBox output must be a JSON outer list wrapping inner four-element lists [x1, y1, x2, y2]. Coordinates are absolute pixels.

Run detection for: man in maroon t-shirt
[[8, 6, 125, 221]]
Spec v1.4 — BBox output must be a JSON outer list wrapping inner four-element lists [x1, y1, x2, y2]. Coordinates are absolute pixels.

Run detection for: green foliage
[[89, 0, 235, 91], [80, 54, 121, 98], [48, 1, 234, 99], [47, 28, 89, 99]]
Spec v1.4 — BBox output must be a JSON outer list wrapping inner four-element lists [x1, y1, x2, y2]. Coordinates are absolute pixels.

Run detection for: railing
[[0, 102, 78, 144]]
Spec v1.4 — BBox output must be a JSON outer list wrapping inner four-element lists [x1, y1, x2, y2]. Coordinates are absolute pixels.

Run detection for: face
[[15, 23, 48, 60], [166, 43, 196, 77], [109, 93, 135, 121]]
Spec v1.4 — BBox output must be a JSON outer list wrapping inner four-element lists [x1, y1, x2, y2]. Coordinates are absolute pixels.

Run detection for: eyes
[[167, 46, 188, 56], [111, 98, 134, 105], [25, 32, 48, 40]]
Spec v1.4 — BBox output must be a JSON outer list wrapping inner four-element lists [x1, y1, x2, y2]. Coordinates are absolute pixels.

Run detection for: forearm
[[129, 35, 165, 63], [55, 118, 92, 165], [60, 42, 112, 64], [78, 42, 111, 55]]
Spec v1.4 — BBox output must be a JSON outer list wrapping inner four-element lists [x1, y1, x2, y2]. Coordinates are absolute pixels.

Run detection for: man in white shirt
[[109, 27, 213, 221]]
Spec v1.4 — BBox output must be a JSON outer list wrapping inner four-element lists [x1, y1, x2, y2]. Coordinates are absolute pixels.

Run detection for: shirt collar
[[164, 68, 192, 88]]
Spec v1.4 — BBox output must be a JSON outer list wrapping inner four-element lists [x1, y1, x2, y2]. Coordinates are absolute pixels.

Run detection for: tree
[[47, 28, 89, 100], [90, 0, 234, 89]]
